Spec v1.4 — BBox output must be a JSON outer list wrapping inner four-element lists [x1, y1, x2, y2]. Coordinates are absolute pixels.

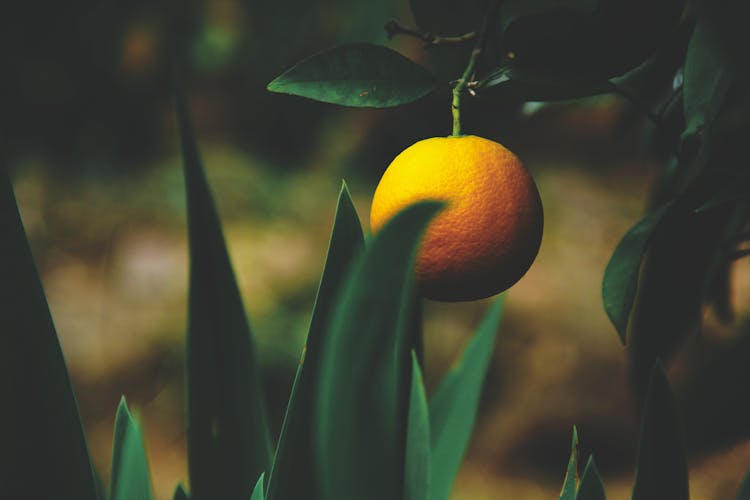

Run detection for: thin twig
[[384, 19, 476, 47], [452, 0, 499, 135]]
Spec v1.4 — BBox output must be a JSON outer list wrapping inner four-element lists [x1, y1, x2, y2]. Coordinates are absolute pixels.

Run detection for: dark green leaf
[[267, 44, 437, 108], [251, 473, 265, 500], [314, 201, 444, 500], [428, 297, 504, 500], [627, 202, 736, 399], [559, 427, 579, 500], [499, 0, 597, 32], [609, 19, 691, 122], [738, 465, 750, 500], [0, 167, 99, 499], [173, 484, 190, 500], [266, 183, 364, 500], [631, 362, 688, 500], [577, 456, 606, 500], [409, 0, 482, 37], [694, 185, 750, 214], [683, 17, 732, 136], [679, 319, 750, 456], [405, 352, 430, 500], [109, 398, 153, 500], [602, 203, 673, 343], [487, 0, 685, 102], [176, 86, 273, 499], [479, 65, 612, 102]]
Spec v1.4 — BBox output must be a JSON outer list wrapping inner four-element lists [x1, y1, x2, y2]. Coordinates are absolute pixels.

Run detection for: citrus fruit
[[370, 135, 543, 302]]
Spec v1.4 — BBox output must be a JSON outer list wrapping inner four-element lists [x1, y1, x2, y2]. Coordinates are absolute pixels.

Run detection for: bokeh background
[[5, 0, 750, 498]]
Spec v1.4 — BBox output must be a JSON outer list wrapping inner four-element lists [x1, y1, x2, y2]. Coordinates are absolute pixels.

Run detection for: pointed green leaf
[[559, 427, 579, 500], [267, 44, 437, 108], [632, 362, 688, 500], [683, 16, 732, 136], [0, 167, 99, 499], [602, 203, 673, 343], [737, 465, 750, 500], [176, 86, 272, 499], [428, 297, 504, 500], [173, 484, 190, 500], [405, 352, 430, 500], [315, 201, 444, 500], [109, 397, 153, 500], [251, 473, 266, 500], [577, 456, 606, 500], [266, 183, 364, 500]]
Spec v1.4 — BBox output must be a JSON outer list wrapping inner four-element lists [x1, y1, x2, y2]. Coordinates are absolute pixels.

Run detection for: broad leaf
[[428, 297, 504, 500], [314, 201, 443, 500], [251, 473, 266, 500], [176, 86, 272, 499], [409, 0, 482, 37], [405, 352, 430, 500], [500, 0, 597, 32], [602, 203, 673, 343], [479, 65, 612, 102], [267, 44, 436, 108], [265, 183, 364, 500], [173, 484, 190, 500], [631, 362, 688, 500], [559, 427, 579, 500], [109, 398, 153, 500], [0, 167, 99, 499], [577, 456, 606, 500], [486, 0, 685, 102]]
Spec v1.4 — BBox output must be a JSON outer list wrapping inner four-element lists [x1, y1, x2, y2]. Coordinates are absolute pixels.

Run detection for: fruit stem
[[451, 0, 499, 136], [452, 49, 479, 136]]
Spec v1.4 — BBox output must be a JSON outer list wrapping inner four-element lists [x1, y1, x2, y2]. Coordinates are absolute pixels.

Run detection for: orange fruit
[[370, 135, 543, 302]]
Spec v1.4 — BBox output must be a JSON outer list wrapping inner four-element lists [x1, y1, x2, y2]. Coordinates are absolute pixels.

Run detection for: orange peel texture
[[370, 135, 543, 302]]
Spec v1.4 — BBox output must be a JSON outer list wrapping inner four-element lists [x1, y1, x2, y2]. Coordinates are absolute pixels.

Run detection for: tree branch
[[384, 19, 476, 47]]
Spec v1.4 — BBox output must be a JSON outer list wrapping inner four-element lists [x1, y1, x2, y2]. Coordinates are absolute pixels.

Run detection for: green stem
[[452, 48, 480, 136], [450, 0, 499, 136]]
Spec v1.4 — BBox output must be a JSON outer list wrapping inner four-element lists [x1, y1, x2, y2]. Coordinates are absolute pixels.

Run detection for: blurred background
[[5, 0, 750, 498]]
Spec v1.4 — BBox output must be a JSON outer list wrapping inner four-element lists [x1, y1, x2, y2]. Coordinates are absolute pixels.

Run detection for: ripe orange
[[370, 135, 543, 302]]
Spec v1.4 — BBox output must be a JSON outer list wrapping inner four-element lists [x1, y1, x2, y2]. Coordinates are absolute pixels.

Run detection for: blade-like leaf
[[176, 86, 272, 499], [251, 473, 266, 500], [315, 201, 444, 500], [409, 0, 482, 37], [266, 183, 364, 500], [267, 44, 437, 108], [109, 397, 153, 500], [577, 455, 606, 500], [405, 352, 430, 500], [0, 167, 99, 499], [559, 427, 579, 500], [428, 297, 504, 500], [173, 484, 190, 500], [631, 362, 688, 500], [602, 203, 673, 343]]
